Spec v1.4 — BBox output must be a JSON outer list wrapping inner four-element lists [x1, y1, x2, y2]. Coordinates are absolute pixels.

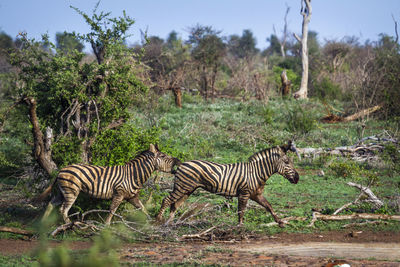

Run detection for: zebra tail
[[32, 177, 57, 203]]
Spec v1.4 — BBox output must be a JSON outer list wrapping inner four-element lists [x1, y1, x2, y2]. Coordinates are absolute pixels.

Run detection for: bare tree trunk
[[280, 69, 291, 97], [24, 97, 58, 176], [172, 87, 182, 108], [273, 4, 290, 59], [293, 0, 312, 99]]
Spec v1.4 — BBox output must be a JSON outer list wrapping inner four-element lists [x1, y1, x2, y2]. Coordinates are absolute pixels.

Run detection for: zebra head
[[149, 144, 181, 173], [276, 141, 299, 184]]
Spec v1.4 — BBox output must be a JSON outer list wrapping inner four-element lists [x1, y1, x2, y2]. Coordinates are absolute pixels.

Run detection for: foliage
[[91, 123, 161, 166], [4, 5, 148, 173], [329, 159, 378, 184], [272, 66, 300, 91], [382, 143, 400, 175], [373, 34, 400, 118], [227, 29, 259, 59], [35, 216, 120, 267], [56, 32, 84, 53], [311, 76, 342, 100], [284, 101, 316, 135]]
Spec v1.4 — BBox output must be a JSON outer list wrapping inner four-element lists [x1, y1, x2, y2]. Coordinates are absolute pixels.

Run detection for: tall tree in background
[[228, 29, 258, 59], [293, 0, 312, 99], [56, 32, 84, 53], [187, 25, 225, 99]]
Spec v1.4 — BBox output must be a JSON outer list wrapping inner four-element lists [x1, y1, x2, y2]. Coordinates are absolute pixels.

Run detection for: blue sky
[[1, 0, 399, 51]]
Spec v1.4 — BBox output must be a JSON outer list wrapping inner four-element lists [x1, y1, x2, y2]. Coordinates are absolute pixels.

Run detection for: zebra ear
[[149, 144, 157, 153]]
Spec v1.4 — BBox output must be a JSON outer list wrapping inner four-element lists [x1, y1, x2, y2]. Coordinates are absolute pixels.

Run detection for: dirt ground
[[1, 231, 400, 266]]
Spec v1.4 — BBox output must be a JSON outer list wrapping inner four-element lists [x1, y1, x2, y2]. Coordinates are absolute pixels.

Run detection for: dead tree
[[273, 4, 291, 59], [280, 69, 291, 97], [171, 87, 182, 108], [293, 0, 312, 99]]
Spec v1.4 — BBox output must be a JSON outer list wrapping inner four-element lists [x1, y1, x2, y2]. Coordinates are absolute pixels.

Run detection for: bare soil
[[1, 231, 400, 266]]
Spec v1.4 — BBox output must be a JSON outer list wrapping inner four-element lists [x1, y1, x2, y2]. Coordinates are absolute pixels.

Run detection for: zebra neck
[[249, 155, 277, 182], [127, 154, 156, 186]]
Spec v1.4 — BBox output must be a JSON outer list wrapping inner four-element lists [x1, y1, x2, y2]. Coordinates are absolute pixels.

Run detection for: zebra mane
[[128, 150, 154, 163], [247, 146, 280, 162]]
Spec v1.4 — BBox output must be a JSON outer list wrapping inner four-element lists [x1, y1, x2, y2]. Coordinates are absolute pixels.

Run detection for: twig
[[260, 216, 307, 227], [333, 192, 363, 215], [179, 225, 218, 240]]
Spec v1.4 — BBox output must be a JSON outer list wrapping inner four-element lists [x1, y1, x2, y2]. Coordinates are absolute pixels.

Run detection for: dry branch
[[0, 226, 34, 236], [343, 104, 382, 122], [297, 132, 398, 162], [322, 104, 382, 123], [347, 182, 383, 207], [308, 212, 400, 227], [179, 225, 218, 240], [260, 216, 307, 227], [333, 182, 383, 215]]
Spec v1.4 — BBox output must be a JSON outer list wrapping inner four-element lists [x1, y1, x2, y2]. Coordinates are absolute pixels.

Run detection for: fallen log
[[308, 212, 400, 227], [343, 104, 382, 122], [0, 226, 34, 236], [296, 132, 398, 162], [322, 104, 382, 123]]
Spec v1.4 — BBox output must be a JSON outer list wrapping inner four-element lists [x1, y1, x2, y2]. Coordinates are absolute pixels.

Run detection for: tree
[[228, 29, 258, 59], [56, 32, 84, 53], [187, 25, 225, 99], [5, 5, 147, 177], [264, 34, 282, 56], [273, 4, 290, 58], [293, 0, 312, 99]]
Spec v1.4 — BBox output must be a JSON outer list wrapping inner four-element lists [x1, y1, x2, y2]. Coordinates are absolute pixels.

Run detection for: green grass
[[0, 255, 37, 267]]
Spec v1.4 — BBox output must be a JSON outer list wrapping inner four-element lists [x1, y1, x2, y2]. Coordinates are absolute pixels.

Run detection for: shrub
[[311, 77, 342, 100], [329, 160, 378, 184], [284, 102, 316, 135], [90, 124, 161, 166]]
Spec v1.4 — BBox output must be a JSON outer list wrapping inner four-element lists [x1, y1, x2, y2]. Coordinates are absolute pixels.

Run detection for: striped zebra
[[156, 141, 299, 227], [38, 144, 180, 224]]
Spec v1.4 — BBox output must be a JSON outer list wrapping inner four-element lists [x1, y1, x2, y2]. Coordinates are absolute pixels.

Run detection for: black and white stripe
[[156, 141, 299, 226]]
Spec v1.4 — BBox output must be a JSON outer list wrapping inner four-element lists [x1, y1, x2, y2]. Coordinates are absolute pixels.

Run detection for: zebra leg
[[156, 184, 192, 223], [156, 195, 173, 223], [237, 193, 250, 226], [165, 194, 189, 224], [251, 194, 284, 227], [128, 195, 150, 219], [59, 194, 78, 224], [105, 194, 124, 225]]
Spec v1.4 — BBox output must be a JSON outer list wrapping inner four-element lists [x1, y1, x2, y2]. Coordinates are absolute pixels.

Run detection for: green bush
[[382, 143, 400, 175], [329, 160, 378, 184], [272, 66, 300, 93], [91, 123, 161, 166], [311, 77, 342, 100], [284, 102, 316, 135]]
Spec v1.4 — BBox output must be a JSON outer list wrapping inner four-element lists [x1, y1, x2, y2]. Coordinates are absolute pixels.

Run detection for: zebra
[[37, 144, 181, 225], [156, 141, 299, 227]]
